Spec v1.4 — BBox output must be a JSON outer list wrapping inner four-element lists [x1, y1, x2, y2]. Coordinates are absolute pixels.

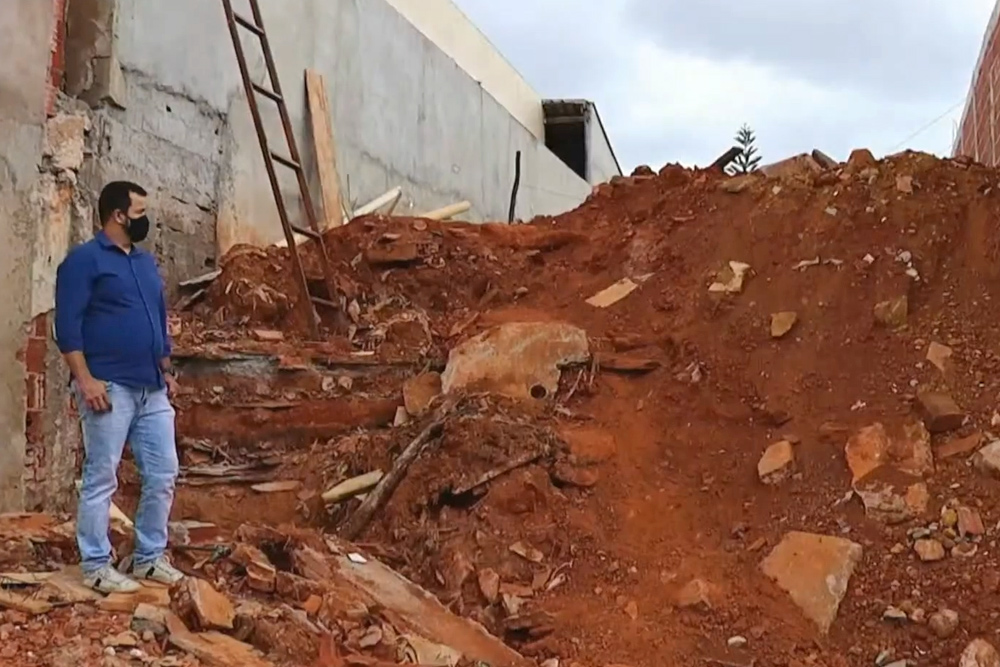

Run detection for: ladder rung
[[270, 151, 301, 171], [251, 82, 283, 103], [233, 13, 265, 37], [310, 296, 339, 309], [291, 224, 320, 239]]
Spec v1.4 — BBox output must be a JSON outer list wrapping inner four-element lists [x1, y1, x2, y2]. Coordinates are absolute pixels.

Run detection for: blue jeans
[[75, 381, 178, 573]]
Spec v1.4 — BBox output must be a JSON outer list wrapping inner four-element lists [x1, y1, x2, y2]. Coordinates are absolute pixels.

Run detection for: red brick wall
[[46, 0, 67, 117], [957, 9, 1000, 163], [20, 315, 50, 484]]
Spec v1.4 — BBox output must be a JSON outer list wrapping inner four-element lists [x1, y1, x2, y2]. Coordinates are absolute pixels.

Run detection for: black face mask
[[126, 215, 151, 243]]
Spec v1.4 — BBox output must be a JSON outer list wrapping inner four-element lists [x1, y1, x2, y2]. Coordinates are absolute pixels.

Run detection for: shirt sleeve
[[54, 249, 95, 353], [159, 284, 172, 358]]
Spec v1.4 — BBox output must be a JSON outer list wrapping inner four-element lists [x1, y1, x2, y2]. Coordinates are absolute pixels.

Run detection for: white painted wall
[[386, 0, 545, 140]]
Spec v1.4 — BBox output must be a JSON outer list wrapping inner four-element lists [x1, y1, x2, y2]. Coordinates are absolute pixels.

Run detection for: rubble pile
[[9, 149, 1000, 665]]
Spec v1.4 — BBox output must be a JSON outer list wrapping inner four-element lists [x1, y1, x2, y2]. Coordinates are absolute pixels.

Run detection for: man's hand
[[165, 373, 180, 398], [79, 377, 111, 413]]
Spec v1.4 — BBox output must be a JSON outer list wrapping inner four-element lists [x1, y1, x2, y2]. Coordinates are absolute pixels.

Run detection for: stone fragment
[[770, 312, 798, 338], [854, 467, 928, 524], [873, 295, 907, 328], [896, 175, 914, 194], [402, 372, 442, 416], [960, 639, 1000, 667], [915, 392, 964, 433], [165, 611, 271, 667], [845, 422, 932, 483], [760, 531, 863, 633], [720, 175, 754, 193], [477, 569, 500, 604], [551, 462, 600, 488], [757, 441, 795, 485], [674, 578, 720, 611], [973, 441, 1000, 479], [914, 539, 946, 562], [250, 329, 284, 342], [929, 609, 960, 638], [184, 578, 235, 631], [168, 521, 220, 546], [441, 322, 589, 400], [44, 113, 90, 171], [958, 507, 985, 537], [131, 603, 169, 637], [847, 148, 877, 170], [926, 342, 953, 373], [228, 544, 277, 593], [708, 261, 752, 294], [937, 432, 984, 460]]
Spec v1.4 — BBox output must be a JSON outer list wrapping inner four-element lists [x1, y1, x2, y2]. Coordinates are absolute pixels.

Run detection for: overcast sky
[[452, 0, 995, 172]]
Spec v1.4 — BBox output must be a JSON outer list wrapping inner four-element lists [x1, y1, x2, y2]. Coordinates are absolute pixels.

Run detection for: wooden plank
[[305, 69, 344, 229]]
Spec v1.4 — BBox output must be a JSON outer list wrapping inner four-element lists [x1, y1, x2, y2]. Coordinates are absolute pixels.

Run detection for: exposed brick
[[46, 0, 67, 117], [22, 337, 47, 375], [25, 410, 45, 447], [32, 313, 49, 339], [25, 373, 46, 412]]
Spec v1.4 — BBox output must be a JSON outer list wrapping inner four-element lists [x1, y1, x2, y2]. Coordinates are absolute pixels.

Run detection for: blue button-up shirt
[[54, 231, 171, 389]]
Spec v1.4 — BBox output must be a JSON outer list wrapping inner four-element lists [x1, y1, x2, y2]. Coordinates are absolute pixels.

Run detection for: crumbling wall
[[110, 0, 591, 254], [0, 0, 61, 511]]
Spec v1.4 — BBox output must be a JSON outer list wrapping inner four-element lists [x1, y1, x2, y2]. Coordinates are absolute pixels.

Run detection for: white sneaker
[[82, 564, 141, 594], [131, 555, 185, 585]]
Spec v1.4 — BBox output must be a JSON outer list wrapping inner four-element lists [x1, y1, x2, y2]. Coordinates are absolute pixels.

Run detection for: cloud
[[451, 0, 993, 171], [624, 0, 990, 101]]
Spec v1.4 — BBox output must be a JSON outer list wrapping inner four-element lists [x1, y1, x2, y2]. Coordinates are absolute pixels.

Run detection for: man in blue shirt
[[55, 181, 184, 593]]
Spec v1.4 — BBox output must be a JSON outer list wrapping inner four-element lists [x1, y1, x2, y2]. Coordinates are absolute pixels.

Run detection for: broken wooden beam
[[306, 69, 345, 228], [709, 146, 741, 172], [341, 402, 455, 539], [420, 201, 471, 221]]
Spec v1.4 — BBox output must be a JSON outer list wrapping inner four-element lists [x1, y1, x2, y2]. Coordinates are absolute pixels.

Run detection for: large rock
[[854, 466, 929, 524], [758, 440, 795, 484], [961, 639, 1000, 667], [916, 391, 965, 433], [403, 372, 442, 416], [760, 532, 863, 634], [441, 322, 589, 400], [973, 441, 1000, 479], [844, 422, 933, 483], [184, 578, 235, 631], [873, 295, 908, 328]]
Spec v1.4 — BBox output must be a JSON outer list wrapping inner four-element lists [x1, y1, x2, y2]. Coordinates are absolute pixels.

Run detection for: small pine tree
[[727, 124, 762, 175]]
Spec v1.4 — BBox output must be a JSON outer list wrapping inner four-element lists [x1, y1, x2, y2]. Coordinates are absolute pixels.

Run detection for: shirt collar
[[96, 230, 144, 255]]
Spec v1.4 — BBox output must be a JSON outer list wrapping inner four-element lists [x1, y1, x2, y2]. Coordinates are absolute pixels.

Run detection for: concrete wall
[[385, 0, 545, 140], [955, 0, 1000, 162], [586, 105, 622, 184], [109, 0, 591, 255], [0, 0, 59, 511]]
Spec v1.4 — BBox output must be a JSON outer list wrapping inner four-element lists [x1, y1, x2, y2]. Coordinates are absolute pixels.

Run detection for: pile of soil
[[164, 149, 1000, 666]]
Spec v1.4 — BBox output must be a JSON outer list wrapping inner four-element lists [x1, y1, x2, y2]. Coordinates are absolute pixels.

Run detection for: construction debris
[[13, 149, 1000, 665]]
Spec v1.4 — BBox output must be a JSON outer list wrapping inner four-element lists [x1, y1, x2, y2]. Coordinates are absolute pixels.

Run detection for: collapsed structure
[[5, 147, 1000, 666]]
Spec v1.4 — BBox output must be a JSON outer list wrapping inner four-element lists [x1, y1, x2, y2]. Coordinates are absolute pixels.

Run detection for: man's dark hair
[[98, 181, 147, 223]]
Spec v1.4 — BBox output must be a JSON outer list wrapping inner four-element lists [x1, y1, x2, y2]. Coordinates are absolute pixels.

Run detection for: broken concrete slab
[[760, 531, 863, 634], [441, 322, 589, 401], [854, 467, 929, 524], [586, 277, 639, 308], [845, 422, 933, 482], [184, 578, 235, 631], [325, 536, 530, 666], [165, 611, 271, 667]]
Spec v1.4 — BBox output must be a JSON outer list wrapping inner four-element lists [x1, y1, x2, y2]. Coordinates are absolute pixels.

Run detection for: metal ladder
[[221, 0, 341, 338]]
